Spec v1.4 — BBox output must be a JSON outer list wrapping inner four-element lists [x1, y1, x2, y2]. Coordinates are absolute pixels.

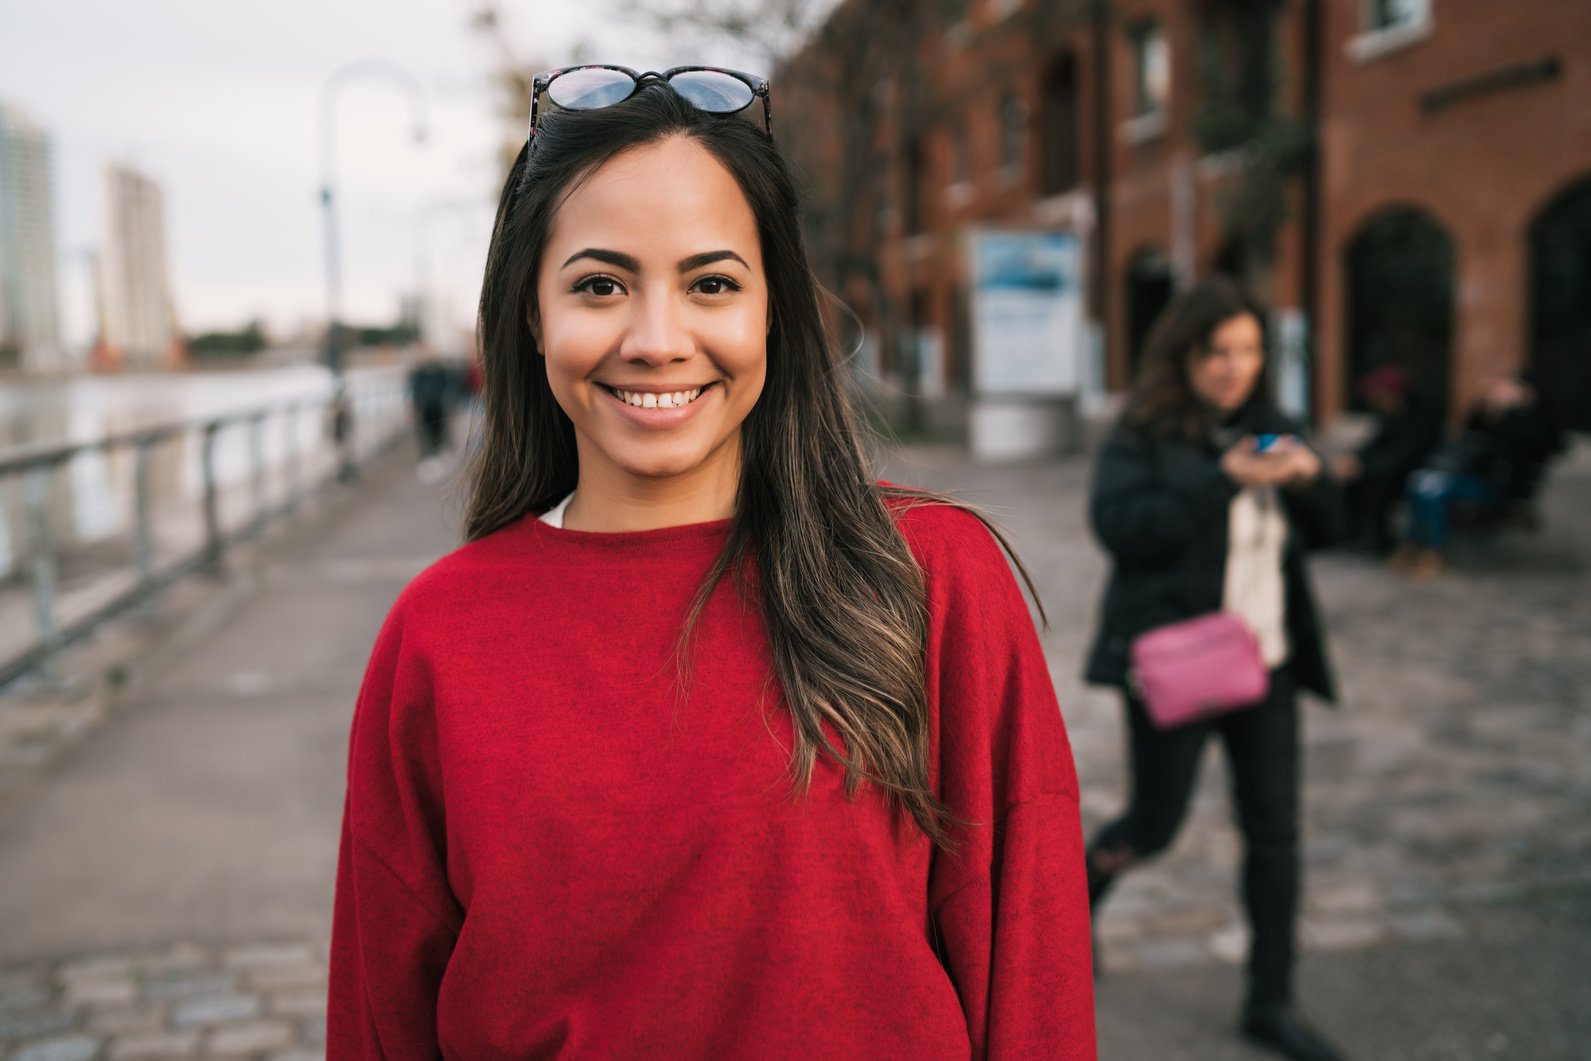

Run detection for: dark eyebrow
[[677, 250, 749, 273], [560, 248, 749, 274], [561, 248, 640, 271]]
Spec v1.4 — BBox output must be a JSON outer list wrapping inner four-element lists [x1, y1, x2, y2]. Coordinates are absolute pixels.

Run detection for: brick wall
[[1317, 0, 1591, 421], [778, 0, 1591, 425]]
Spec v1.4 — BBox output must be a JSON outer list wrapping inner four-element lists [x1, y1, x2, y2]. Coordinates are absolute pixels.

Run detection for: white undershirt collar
[[539, 492, 575, 528]]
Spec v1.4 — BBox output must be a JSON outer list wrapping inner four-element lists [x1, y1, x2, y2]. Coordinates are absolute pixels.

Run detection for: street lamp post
[[319, 59, 428, 380]]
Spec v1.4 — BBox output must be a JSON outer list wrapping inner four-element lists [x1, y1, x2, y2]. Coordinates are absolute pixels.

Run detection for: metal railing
[[0, 378, 410, 690]]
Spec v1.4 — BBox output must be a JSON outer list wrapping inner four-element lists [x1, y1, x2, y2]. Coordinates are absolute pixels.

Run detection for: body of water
[[0, 362, 409, 578]]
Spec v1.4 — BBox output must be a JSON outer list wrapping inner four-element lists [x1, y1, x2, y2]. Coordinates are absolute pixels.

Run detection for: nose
[[619, 291, 693, 366]]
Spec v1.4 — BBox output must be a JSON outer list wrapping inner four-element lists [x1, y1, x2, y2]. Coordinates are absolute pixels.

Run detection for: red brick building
[[779, 0, 1591, 430]]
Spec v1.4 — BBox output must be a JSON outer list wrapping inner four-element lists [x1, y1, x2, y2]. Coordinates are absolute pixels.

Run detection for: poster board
[[968, 228, 1084, 396]]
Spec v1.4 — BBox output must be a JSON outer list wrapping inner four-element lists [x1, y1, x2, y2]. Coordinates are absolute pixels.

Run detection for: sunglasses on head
[[529, 65, 773, 139]]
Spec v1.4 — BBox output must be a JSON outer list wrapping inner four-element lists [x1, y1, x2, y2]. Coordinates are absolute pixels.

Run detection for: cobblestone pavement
[[2, 437, 1587, 1059], [0, 942, 326, 1060]]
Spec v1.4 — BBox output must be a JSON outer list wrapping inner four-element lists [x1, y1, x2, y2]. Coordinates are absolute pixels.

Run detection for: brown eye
[[691, 274, 741, 296], [574, 275, 623, 297]]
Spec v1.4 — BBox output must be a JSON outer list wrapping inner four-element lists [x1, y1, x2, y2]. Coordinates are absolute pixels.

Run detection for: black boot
[[1242, 1004, 1345, 1061]]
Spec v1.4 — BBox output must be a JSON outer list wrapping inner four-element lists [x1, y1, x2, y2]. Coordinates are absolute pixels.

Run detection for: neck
[[564, 448, 741, 533]]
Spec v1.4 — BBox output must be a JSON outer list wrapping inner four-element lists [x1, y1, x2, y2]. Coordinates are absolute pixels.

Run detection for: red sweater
[[328, 500, 1095, 1059]]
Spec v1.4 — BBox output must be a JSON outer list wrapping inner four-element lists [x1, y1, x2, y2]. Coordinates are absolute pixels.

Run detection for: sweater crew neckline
[[521, 509, 733, 552]]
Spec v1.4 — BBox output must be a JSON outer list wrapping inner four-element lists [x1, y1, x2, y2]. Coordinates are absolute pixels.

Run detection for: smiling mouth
[[601, 384, 711, 410]]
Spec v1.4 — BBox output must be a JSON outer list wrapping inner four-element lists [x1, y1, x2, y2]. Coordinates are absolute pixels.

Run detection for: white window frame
[[1130, 20, 1171, 120], [1346, 0, 1434, 63]]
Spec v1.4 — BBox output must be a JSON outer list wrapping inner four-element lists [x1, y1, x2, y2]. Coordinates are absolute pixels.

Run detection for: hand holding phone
[[1224, 433, 1319, 488]]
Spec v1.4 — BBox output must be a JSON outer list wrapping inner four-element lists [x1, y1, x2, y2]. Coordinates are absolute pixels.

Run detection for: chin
[[615, 445, 727, 483]]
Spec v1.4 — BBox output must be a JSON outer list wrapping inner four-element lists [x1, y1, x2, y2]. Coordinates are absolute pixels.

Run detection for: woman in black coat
[[1084, 277, 1344, 1061]]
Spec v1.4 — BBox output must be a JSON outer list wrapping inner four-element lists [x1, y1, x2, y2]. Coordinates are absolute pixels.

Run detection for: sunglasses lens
[[667, 71, 754, 113], [546, 68, 636, 110]]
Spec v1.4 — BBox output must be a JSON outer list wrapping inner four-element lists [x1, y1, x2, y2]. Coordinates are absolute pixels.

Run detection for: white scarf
[[1223, 486, 1289, 667]]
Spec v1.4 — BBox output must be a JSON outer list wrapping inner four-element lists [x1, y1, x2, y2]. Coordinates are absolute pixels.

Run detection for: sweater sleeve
[[1090, 427, 1239, 565], [905, 506, 1096, 1060], [328, 596, 462, 1060]]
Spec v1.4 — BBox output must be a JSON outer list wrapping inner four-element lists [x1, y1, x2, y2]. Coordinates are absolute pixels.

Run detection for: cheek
[[731, 298, 771, 367], [1239, 353, 1265, 385], [538, 312, 611, 375]]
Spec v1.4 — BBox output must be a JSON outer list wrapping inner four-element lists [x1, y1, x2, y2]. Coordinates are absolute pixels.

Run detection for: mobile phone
[[1254, 434, 1283, 452]]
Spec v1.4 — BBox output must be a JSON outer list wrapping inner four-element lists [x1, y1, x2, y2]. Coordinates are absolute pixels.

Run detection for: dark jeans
[[415, 402, 450, 459], [1087, 667, 1301, 1009], [1406, 469, 1501, 552]]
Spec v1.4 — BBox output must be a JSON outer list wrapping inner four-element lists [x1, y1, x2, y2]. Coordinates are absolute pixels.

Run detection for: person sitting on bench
[[1397, 373, 1565, 575]]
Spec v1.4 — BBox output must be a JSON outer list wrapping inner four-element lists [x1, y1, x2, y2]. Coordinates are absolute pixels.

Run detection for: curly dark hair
[[1122, 274, 1271, 441]]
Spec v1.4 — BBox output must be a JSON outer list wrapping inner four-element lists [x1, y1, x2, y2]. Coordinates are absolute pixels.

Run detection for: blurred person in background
[[328, 382, 358, 484], [1330, 364, 1443, 554], [1397, 372, 1566, 576], [407, 348, 453, 481], [1082, 276, 1345, 1061], [328, 70, 1094, 1058]]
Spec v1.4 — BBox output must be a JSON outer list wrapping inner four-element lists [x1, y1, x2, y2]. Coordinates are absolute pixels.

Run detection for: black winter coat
[[1083, 406, 1342, 703]]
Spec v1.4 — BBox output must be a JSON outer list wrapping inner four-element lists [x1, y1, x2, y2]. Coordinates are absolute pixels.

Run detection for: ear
[[527, 304, 543, 352]]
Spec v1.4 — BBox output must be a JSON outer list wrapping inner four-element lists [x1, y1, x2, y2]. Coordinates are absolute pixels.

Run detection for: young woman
[[328, 68, 1094, 1059], [1082, 277, 1344, 1061]]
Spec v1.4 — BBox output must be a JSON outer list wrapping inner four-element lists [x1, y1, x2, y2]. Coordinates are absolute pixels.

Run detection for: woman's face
[[1187, 311, 1265, 414], [534, 135, 768, 502]]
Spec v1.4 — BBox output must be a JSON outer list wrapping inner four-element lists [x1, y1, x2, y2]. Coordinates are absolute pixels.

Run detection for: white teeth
[[613, 387, 705, 409]]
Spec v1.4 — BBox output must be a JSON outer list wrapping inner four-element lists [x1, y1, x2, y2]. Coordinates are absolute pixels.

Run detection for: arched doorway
[[1345, 207, 1455, 415], [1528, 176, 1591, 432], [1125, 248, 1174, 385]]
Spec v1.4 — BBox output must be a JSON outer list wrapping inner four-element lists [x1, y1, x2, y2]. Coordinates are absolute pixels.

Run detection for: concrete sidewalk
[[1, 436, 1588, 1059]]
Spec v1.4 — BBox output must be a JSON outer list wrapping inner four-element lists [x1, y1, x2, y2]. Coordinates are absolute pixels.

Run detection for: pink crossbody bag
[[1129, 612, 1271, 730]]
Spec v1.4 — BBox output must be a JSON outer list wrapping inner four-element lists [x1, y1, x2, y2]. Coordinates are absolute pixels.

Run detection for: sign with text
[[968, 228, 1084, 396]]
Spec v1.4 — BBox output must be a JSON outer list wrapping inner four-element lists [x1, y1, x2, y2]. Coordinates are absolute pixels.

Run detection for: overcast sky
[[0, 0, 770, 346]]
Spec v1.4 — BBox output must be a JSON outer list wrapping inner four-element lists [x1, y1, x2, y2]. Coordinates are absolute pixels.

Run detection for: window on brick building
[[998, 94, 1027, 182], [1368, 0, 1429, 32], [1126, 249, 1175, 382], [1040, 52, 1081, 195], [903, 135, 927, 234], [1130, 20, 1170, 120]]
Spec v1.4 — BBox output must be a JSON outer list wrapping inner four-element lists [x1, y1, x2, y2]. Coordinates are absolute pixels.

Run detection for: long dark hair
[[1123, 274, 1271, 441], [470, 84, 1026, 847]]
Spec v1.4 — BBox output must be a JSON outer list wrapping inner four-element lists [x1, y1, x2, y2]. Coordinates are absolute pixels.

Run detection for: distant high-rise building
[[99, 161, 181, 369], [0, 103, 65, 372]]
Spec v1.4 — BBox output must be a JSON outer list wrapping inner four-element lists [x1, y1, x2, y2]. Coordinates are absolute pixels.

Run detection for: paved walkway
[[1, 435, 1587, 1059], [0, 444, 463, 1059], [882, 440, 1591, 1058]]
